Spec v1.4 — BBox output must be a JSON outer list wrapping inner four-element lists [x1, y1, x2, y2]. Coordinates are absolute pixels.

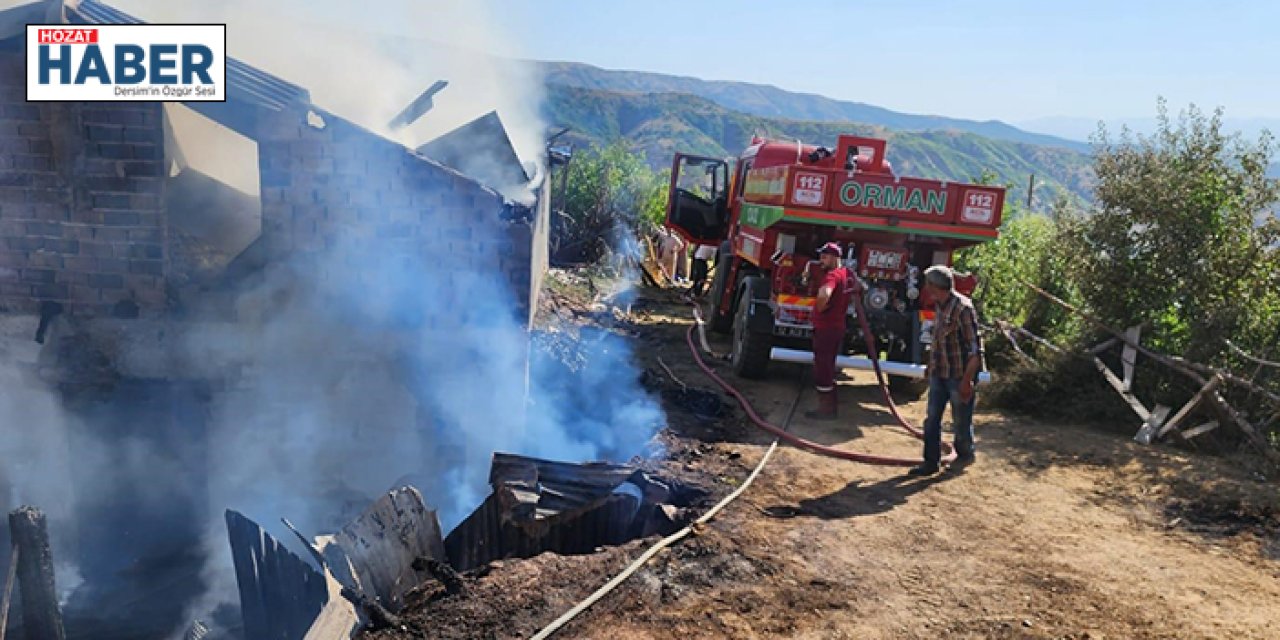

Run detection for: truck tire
[[888, 342, 929, 400], [731, 277, 772, 379], [702, 241, 733, 334]]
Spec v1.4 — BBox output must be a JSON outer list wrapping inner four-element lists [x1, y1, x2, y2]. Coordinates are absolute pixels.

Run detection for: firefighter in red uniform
[[806, 242, 858, 420]]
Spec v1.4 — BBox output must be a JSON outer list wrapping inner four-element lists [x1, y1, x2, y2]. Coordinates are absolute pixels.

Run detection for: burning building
[[0, 0, 630, 637]]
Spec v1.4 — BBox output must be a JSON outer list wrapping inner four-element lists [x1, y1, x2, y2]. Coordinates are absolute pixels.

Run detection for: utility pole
[[1027, 174, 1036, 209]]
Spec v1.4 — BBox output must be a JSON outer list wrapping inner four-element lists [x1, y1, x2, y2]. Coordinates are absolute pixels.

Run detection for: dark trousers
[[922, 376, 977, 464], [811, 326, 844, 392], [690, 258, 710, 295]]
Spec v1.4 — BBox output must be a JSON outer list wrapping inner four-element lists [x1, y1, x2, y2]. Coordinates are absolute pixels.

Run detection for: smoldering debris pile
[[444, 453, 699, 573], [205, 455, 692, 638]]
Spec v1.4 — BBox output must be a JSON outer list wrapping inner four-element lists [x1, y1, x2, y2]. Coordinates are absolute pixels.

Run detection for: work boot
[[907, 463, 940, 477], [947, 450, 976, 472], [804, 390, 837, 421]]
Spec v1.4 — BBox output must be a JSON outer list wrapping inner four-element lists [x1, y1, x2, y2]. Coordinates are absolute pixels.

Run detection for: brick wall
[[253, 108, 537, 325], [0, 45, 168, 317]]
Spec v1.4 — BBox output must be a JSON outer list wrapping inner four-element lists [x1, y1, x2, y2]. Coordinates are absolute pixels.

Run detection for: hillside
[[539, 61, 1089, 153], [543, 84, 1095, 207]]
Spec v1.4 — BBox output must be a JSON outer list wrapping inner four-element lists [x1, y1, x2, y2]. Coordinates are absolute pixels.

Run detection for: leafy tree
[[553, 142, 669, 263], [975, 102, 1280, 448], [1067, 101, 1279, 361]]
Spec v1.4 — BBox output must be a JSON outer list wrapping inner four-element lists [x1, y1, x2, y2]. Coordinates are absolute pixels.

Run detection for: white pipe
[[770, 347, 993, 384]]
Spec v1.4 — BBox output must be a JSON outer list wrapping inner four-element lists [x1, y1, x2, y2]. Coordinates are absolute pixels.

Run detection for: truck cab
[[665, 135, 1004, 390]]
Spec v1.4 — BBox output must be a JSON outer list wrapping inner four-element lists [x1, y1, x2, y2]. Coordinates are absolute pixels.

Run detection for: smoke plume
[[83, 1, 663, 635], [0, 2, 664, 638]]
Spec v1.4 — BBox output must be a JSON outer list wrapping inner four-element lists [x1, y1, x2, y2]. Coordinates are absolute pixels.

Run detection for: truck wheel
[[702, 242, 733, 334], [887, 342, 929, 400], [731, 278, 772, 379]]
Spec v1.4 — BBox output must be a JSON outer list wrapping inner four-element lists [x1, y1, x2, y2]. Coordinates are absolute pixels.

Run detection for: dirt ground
[[366, 278, 1280, 640]]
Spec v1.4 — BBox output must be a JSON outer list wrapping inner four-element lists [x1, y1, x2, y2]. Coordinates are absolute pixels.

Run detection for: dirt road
[[371, 286, 1280, 639]]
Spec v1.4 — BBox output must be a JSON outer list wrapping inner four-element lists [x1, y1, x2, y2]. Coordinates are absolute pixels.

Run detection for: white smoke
[[0, 320, 83, 602], [110, 0, 546, 183], [69, 2, 668, 636]]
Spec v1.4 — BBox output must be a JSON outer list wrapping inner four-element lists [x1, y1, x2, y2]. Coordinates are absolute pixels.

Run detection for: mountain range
[[537, 61, 1095, 207], [539, 62, 1090, 153]]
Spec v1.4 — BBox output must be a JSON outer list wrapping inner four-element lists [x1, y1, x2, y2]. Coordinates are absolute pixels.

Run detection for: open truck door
[[665, 154, 730, 244]]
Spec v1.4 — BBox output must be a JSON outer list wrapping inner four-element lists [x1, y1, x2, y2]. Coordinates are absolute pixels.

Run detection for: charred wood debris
[[4, 455, 704, 639]]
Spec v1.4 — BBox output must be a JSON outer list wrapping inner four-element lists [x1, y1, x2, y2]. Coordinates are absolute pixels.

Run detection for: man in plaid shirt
[[909, 265, 983, 476]]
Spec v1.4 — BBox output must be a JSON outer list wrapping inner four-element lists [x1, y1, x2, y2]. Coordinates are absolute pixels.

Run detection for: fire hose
[[530, 355, 808, 640], [528, 296, 953, 638], [689, 302, 955, 467]]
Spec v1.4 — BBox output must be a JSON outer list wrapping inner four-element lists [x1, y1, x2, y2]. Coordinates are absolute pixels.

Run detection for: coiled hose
[[689, 300, 954, 466]]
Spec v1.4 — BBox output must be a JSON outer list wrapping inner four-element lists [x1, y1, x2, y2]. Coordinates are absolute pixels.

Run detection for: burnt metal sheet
[[68, 1, 311, 111], [225, 510, 329, 640], [302, 536, 361, 640], [417, 111, 529, 195], [325, 486, 446, 612], [444, 453, 669, 572]]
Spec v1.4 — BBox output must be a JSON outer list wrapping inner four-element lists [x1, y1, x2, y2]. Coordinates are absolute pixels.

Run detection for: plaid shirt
[[929, 292, 984, 380]]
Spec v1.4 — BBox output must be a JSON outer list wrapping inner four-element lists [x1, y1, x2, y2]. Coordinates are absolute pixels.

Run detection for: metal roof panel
[[67, 0, 311, 111]]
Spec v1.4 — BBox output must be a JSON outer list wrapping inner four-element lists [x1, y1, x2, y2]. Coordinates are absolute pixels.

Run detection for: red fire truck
[[665, 135, 1004, 392]]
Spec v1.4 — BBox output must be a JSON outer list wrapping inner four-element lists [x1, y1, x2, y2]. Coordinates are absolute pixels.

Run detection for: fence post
[[7, 507, 65, 640]]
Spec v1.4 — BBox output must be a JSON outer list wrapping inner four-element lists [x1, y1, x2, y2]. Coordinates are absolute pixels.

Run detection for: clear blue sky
[[34, 0, 1276, 127], [478, 0, 1277, 123]]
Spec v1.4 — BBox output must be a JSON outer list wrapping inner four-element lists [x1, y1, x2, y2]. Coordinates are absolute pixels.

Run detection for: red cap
[[817, 242, 842, 256]]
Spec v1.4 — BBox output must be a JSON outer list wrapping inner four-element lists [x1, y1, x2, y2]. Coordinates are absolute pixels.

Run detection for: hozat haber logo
[[26, 24, 226, 102]]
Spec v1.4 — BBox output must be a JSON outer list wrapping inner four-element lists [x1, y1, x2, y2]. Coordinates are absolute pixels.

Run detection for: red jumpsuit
[[811, 267, 854, 393]]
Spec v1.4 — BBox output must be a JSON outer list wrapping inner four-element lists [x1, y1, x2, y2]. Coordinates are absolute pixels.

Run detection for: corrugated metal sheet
[[417, 111, 529, 195], [225, 510, 329, 640], [445, 453, 668, 572], [67, 1, 310, 111], [329, 486, 446, 612]]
